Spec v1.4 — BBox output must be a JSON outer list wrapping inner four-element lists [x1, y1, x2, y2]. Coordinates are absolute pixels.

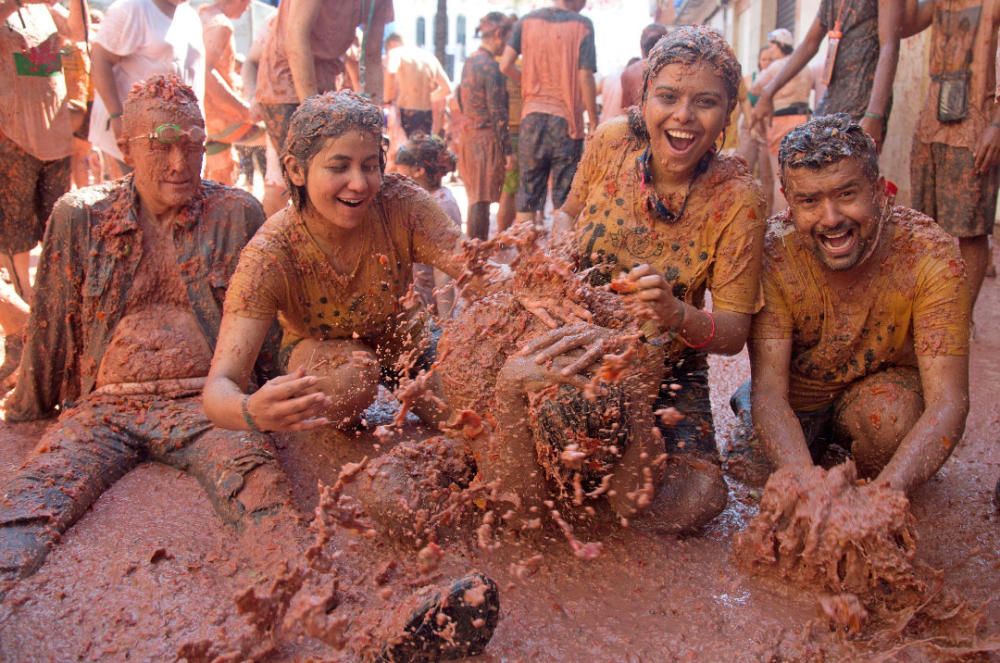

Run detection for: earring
[[713, 127, 727, 154]]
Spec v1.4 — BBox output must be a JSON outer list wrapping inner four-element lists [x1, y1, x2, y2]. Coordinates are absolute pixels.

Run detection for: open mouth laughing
[[337, 196, 366, 208], [665, 129, 698, 153], [816, 226, 858, 258]]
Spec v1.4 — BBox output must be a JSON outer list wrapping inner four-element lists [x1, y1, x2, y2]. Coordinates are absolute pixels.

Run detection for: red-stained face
[[783, 158, 886, 272], [285, 130, 383, 231], [643, 62, 729, 180], [121, 107, 204, 216]]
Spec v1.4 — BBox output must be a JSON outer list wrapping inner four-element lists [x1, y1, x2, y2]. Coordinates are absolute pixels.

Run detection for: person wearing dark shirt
[[457, 12, 513, 240], [752, 0, 904, 149]]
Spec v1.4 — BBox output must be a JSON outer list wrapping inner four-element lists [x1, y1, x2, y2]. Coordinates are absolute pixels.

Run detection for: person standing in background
[[752, 0, 904, 149], [456, 12, 512, 240], [738, 45, 778, 214], [905, 0, 1000, 316], [199, 0, 251, 184], [496, 13, 521, 234], [0, 0, 88, 384], [751, 28, 819, 212], [620, 23, 669, 110], [89, 0, 205, 173], [383, 32, 453, 138], [500, 0, 597, 224], [256, 0, 393, 155]]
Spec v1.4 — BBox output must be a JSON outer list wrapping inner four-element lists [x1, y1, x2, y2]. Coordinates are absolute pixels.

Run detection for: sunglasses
[[130, 123, 207, 147]]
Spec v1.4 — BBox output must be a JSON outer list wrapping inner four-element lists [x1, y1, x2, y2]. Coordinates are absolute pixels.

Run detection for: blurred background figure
[[384, 32, 453, 138], [620, 23, 669, 110], [199, 0, 253, 184], [0, 0, 88, 386], [395, 134, 461, 318], [500, 0, 598, 224], [255, 0, 393, 212], [750, 28, 819, 213], [89, 0, 205, 176], [456, 12, 513, 241], [496, 12, 521, 234], [737, 44, 777, 213]]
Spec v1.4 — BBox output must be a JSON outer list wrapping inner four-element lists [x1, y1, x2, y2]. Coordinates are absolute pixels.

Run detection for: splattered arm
[[204, 314, 332, 433], [748, 337, 815, 469], [91, 43, 124, 138], [860, 0, 903, 147], [204, 245, 331, 433], [875, 255, 971, 494], [624, 264, 751, 356], [286, 0, 322, 101]]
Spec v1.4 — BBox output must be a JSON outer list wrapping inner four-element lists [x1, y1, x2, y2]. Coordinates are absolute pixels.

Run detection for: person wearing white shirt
[[89, 0, 205, 167]]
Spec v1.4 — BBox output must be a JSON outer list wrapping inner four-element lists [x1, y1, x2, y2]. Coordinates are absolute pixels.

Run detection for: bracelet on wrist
[[863, 111, 884, 121], [241, 394, 263, 433]]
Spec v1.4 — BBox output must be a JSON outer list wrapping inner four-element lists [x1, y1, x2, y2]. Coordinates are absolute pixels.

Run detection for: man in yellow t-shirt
[[736, 114, 970, 496]]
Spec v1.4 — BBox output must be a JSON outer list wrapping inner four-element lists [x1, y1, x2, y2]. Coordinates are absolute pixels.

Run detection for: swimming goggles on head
[[130, 123, 207, 146]]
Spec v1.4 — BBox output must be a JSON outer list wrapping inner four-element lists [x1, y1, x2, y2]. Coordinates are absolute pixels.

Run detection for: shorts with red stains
[[0, 133, 71, 254], [730, 366, 923, 464], [911, 140, 999, 238], [516, 112, 583, 213]]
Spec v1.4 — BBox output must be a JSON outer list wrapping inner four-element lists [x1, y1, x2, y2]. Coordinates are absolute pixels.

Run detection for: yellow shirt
[[225, 174, 461, 351], [565, 117, 766, 349], [750, 207, 971, 412]]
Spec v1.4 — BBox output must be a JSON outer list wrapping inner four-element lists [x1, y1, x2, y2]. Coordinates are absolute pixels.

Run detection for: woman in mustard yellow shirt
[[204, 91, 472, 433], [549, 26, 767, 522]]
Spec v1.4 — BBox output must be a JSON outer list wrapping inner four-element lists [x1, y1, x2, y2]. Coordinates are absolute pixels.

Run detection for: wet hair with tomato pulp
[[778, 113, 880, 189], [122, 73, 202, 137], [628, 25, 741, 143], [283, 90, 385, 210], [395, 134, 457, 189]]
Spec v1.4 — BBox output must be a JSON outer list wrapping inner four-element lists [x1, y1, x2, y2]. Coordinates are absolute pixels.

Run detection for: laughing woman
[[550, 26, 767, 524], [203, 91, 470, 433]]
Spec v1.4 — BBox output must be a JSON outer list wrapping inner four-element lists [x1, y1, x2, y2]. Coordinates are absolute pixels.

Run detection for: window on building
[[416, 17, 426, 47], [457, 15, 466, 46], [775, 0, 795, 34]]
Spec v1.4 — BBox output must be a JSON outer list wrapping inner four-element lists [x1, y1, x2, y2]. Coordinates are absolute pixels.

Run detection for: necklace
[[637, 146, 709, 224]]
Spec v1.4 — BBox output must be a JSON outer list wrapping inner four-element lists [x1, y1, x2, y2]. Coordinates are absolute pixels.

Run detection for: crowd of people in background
[[0, 0, 996, 654]]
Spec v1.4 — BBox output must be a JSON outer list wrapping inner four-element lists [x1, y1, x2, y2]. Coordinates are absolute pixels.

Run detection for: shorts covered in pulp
[[516, 113, 583, 213]]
